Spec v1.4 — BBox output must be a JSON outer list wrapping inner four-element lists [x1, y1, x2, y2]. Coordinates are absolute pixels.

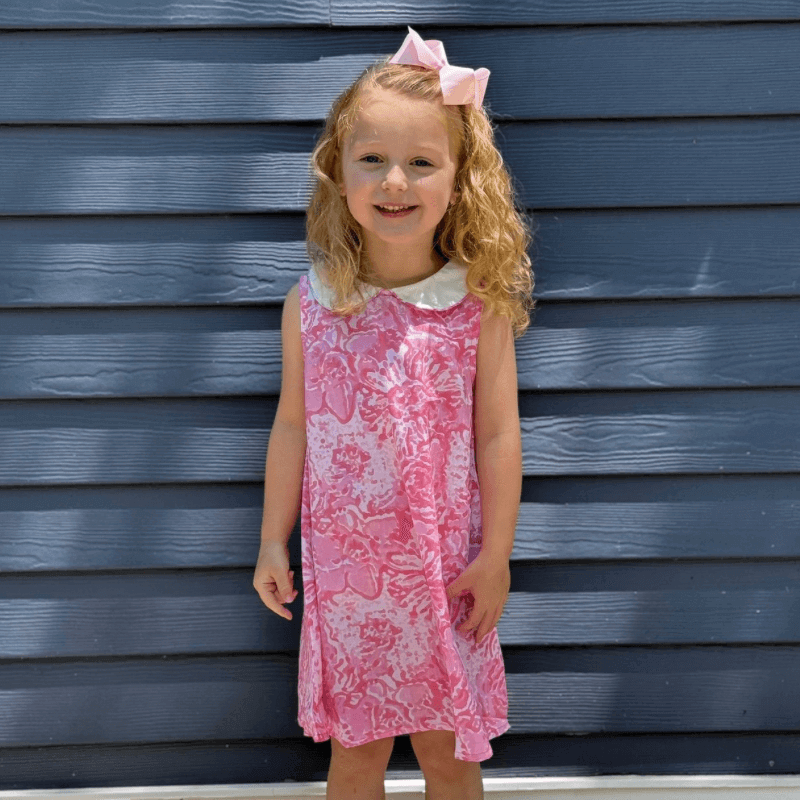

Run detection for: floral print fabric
[[296, 269, 509, 762]]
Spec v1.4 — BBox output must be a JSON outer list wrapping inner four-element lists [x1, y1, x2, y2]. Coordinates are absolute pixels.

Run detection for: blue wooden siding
[[1, 1, 800, 789]]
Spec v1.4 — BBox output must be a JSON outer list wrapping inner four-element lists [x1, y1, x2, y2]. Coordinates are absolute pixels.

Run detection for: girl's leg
[[409, 730, 483, 800], [326, 735, 395, 800]]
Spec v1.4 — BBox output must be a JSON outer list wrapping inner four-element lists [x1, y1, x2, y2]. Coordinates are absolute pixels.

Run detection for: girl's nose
[[382, 165, 408, 191]]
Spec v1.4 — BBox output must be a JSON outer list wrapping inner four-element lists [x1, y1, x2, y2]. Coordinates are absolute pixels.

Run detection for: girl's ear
[[449, 190, 460, 206]]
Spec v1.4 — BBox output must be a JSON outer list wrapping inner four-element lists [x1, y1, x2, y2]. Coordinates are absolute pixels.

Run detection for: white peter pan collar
[[308, 260, 469, 311]]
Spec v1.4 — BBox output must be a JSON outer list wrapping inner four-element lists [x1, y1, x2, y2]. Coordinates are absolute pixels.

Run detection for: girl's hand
[[445, 550, 510, 644], [253, 540, 299, 620]]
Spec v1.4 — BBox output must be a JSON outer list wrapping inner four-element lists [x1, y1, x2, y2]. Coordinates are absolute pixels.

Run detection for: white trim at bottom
[[2, 776, 800, 800]]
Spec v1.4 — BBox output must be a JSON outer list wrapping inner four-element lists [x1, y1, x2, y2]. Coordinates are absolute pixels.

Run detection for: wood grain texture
[[2, 733, 799, 786], [0, 506, 280, 571], [5, 119, 800, 214], [1, 298, 798, 398], [1, 390, 800, 485], [2, 562, 799, 657], [0, 592, 300, 658], [3, 209, 800, 307], [0, 329, 278, 398], [532, 208, 800, 300], [504, 117, 800, 208], [0, 739, 334, 788], [0, 215, 306, 308], [2, 491, 798, 571], [0, 126, 318, 215], [1, 648, 799, 745], [0, 731, 800, 790], [0, 655, 301, 747], [504, 645, 800, 734], [500, 590, 800, 646], [0, 0, 328, 28], [521, 299, 800, 390], [329, 1, 800, 25], [0, 397, 272, 486], [513, 498, 800, 560], [4, 26, 800, 122], [520, 388, 800, 476], [0, 1, 797, 28]]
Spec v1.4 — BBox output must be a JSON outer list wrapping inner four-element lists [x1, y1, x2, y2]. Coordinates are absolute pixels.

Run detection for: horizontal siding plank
[[0, 739, 334, 788], [507, 117, 800, 209], [520, 388, 800, 476], [514, 498, 800, 561], [0, 126, 318, 216], [0, 215, 306, 308], [0, 398, 272, 487], [533, 208, 800, 300], [506, 670, 796, 735], [3, 209, 800, 308], [4, 26, 800, 123], [1, 299, 798, 397], [4, 119, 800, 215], [505, 644, 800, 733], [2, 490, 799, 571], [0, 1, 798, 28], [329, 1, 800, 25], [2, 735, 799, 786], [0, 330, 278, 398], [0, 1, 328, 28], [0, 31, 375, 124], [522, 299, 800, 390], [1, 390, 800, 485], [0, 656, 301, 747], [2, 734, 799, 786], [500, 589, 800, 646], [0, 597, 299, 658], [1, 648, 798, 745], [0, 426, 268, 485], [0, 507, 278, 572], [2, 562, 800, 656]]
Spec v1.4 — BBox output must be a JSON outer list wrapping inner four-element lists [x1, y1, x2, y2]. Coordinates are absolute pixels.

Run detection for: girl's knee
[[409, 730, 480, 779], [409, 729, 455, 759], [331, 735, 395, 769]]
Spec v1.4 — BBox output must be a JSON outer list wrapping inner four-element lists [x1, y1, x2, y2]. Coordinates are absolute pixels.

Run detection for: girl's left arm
[[473, 305, 522, 561], [445, 304, 522, 643]]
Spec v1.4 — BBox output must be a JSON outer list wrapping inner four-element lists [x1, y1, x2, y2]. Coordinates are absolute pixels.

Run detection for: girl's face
[[338, 86, 459, 261]]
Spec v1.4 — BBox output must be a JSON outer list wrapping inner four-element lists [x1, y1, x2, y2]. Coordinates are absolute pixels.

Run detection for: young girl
[[254, 27, 533, 800]]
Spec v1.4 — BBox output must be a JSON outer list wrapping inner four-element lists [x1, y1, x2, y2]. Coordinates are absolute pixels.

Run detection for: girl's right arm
[[253, 281, 306, 620]]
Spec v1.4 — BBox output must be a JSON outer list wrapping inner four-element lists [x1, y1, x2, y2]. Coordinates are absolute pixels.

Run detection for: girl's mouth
[[375, 204, 418, 218]]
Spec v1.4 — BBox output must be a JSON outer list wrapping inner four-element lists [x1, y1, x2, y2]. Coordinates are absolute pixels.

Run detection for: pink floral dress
[[297, 260, 509, 762]]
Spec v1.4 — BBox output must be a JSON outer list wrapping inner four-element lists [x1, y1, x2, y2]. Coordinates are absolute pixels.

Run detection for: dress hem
[[298, 717, 510, 762]]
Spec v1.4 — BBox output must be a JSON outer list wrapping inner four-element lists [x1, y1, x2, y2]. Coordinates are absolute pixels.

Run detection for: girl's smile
[[374, 203, 418, 218], [339, 86, 459, 264]]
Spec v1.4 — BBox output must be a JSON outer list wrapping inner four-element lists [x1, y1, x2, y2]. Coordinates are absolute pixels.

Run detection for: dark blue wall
[[1, 1, 800, 789]]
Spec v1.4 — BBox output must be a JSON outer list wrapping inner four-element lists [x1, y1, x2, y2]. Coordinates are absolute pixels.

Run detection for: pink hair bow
[[388, 26, 490, 110]]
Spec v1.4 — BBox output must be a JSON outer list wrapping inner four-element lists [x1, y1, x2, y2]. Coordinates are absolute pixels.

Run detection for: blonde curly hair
[[306, 59, 534, 338]]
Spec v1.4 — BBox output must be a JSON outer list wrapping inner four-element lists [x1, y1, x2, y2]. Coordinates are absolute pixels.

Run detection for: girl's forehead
[[345, 87, 456, 150]]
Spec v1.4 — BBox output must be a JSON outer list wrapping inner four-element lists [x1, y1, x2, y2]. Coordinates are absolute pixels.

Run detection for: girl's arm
[[254, 282, 307, 620], [445, 304, 522, 643], [473, 305, 522, 561]]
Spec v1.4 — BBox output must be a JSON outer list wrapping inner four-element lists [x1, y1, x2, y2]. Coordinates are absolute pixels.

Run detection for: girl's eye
[[361, 155, 381, 163], [412, 159, 433, 167]]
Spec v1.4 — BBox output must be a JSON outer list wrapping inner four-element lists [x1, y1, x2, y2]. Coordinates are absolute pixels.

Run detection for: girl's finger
[[483, 608, 503, 641], [461, 607, 487, 635], [257, 584, 292, 619], [477, 606, 503, 643], [493, 606, 504, 631], [446, 579, 463, 599]]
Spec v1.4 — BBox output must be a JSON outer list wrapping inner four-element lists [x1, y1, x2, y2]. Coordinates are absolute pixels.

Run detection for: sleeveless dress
[[296, 259, 509, 762]]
